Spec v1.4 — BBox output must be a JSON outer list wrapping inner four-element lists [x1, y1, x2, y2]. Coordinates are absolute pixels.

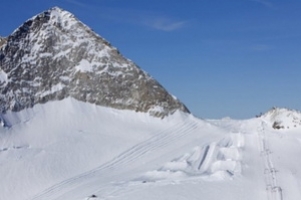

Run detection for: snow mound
[[261, 107, 301, 130], [140, 132, 244, 182]]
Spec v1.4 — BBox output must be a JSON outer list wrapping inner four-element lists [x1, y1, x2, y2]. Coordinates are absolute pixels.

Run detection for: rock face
[[0, 7, 189, 117], [0, 37, 6, 48]]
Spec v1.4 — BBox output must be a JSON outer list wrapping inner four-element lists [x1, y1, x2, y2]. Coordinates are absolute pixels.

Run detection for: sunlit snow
[[1, 99, 301, 200]]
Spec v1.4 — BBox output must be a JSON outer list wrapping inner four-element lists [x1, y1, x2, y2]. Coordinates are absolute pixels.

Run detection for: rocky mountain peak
[[0, 7, 189, 117]]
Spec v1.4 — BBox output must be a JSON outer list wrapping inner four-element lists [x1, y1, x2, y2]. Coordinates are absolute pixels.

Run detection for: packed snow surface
[[1, 100, 301, 200]]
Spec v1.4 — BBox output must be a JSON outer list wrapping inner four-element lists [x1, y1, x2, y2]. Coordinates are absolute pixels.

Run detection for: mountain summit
[[0, 7, 189, 117], [261, 107, 301, 130]]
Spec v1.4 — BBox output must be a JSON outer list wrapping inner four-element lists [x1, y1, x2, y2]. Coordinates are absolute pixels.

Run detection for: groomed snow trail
[[88, 132, 246, 199], [28, 116, 202, 200], [258, 121, 283, 200]]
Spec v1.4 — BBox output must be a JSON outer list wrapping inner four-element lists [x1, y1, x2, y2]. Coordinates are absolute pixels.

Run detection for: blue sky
[[1, 0, 301, 119]]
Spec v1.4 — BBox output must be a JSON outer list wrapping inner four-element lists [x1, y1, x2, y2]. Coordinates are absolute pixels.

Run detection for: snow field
[[0, 98, 178, 200], [1, 99, 301, 200]]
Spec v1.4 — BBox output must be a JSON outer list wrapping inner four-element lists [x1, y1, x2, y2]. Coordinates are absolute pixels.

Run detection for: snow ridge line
[[258, 121, 283, 200], [28, 117, 199, 200]]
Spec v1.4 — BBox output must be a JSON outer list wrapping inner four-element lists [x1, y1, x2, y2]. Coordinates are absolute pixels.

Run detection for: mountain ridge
[[0, 7, 189, 117]]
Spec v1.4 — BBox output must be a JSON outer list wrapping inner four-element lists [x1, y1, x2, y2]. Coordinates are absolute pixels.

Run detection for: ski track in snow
[[28, 117, 199, 200], [258, 121, 283, 200], [94, 131, 246, 200], [27, 116, 288, 200]]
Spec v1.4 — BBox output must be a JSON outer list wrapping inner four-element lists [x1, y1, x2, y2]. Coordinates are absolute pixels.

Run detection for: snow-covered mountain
[[1, 6, 301, 200], [261, 107, 301, 130], [0, 7, 188, 117]]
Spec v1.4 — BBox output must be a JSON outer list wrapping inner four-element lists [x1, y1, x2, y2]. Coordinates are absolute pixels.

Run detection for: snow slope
[[0, 98, 217, 200], [1, 100, 301, 200]]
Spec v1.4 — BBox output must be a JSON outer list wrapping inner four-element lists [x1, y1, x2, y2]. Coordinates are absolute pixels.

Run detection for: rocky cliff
[[0, 7, 189, 117]]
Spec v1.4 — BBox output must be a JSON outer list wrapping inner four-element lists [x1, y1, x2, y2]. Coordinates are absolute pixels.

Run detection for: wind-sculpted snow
[[0, 7, 188, 117], [140, 133, 244, 182]]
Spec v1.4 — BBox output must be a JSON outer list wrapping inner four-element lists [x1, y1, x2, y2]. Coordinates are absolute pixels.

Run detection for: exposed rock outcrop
[[0, 7, 189, 117]]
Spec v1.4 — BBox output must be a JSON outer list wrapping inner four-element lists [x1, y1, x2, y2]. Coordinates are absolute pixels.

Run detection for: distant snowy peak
[[261, 107, 301, 130], [0, 7, 189, 117]]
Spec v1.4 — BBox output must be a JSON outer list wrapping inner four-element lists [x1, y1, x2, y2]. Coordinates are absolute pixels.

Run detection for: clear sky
[[1, 0, 301, 119]]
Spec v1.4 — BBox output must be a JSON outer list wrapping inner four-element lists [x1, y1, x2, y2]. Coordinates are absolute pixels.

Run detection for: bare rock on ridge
[[0, 7, 189, 117]]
